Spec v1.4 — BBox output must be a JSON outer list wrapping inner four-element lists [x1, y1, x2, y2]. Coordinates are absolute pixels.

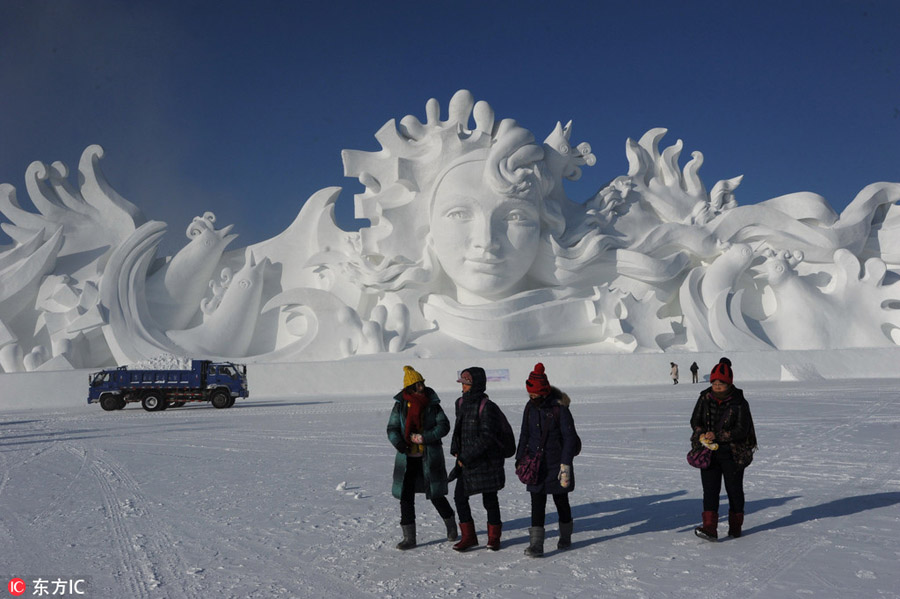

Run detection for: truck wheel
[[100, 395, 118, 411], [211, 391, 230, 409], [115, 398, 127, 410], [142, 393, 164, 412]]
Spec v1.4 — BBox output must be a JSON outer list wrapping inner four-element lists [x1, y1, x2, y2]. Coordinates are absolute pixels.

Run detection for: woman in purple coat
[[515, 363, 578, 557]]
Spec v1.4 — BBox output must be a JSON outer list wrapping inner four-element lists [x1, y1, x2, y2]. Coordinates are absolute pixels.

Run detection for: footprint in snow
[[336, 481, 366, 498]]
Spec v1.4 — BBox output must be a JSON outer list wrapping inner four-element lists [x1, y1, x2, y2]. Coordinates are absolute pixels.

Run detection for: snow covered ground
[[1, 377, 899, 598]]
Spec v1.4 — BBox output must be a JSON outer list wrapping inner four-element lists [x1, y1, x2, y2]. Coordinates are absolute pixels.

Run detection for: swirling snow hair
[[340, 90, 567, 293]]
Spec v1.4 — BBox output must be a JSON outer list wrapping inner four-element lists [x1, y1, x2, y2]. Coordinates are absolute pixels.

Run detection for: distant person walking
[[450, 366, 507, 551], [690, 361, 757, 541], [670, 362, 679, 384], [690, 361, 699, 384], [516, 363, 578, 557], [386, 366, 457, 550]]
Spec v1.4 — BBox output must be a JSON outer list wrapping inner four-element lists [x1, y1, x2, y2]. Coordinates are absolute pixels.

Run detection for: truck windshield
[[91, 372, 110, 386], [219, 365, 237, 378]]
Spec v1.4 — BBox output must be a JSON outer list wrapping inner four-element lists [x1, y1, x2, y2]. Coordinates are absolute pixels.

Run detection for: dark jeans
[[400, 456, 454, 525], [700, 448, 745, 513], [530, 492, 572, 527], [454, 476, 501, 525]]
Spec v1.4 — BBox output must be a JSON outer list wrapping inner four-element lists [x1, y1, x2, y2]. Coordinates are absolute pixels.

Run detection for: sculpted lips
[[465, 256, 504, 272]]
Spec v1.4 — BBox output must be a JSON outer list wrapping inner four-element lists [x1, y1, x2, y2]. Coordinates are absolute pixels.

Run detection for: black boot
[[558, 520, 573, 550], [444, 516, 458, 541], [524, 526, 545, 557], [396, 524, 416, 550], [728, 511, 744, 538]]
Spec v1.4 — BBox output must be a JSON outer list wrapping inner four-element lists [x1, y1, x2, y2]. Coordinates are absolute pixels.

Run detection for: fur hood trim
[[550, 386, 571, 408]]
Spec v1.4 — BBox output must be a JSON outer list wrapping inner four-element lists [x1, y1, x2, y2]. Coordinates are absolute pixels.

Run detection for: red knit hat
[[710, 362, 734, 385], [526, 363, 551, 395]]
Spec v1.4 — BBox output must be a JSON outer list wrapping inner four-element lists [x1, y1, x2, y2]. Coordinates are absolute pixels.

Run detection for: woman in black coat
[[449, 366, 507, 552], [690, 360, 757, 541], [515, 363, 578, 557]]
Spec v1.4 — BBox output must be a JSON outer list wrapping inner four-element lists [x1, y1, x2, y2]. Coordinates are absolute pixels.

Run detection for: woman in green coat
[[386, 366, 458, 550]]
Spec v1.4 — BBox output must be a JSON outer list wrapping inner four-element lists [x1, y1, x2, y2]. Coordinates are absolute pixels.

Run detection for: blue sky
[[1, 0, 898, 256]]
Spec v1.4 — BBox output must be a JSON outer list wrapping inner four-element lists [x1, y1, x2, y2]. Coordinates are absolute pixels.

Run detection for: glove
[[558, 464, 572, 488], [699, 433, 719, 450], [700, 438, 719, 450]]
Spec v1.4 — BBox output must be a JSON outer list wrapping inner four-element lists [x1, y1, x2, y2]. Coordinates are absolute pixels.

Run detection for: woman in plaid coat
[[449, 366, 507, 552]]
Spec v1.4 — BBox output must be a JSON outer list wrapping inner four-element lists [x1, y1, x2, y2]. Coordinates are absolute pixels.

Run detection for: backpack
[[457, 396, 517, 459]]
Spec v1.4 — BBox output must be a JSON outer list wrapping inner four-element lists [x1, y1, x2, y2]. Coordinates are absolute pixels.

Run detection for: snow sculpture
[[167, 248, 269, 356], [2, 90, 900, 371], [146, 212, 237, 330]]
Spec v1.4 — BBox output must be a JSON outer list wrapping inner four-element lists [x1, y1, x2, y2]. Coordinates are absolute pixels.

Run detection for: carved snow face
[[430, 161, 541, 304]]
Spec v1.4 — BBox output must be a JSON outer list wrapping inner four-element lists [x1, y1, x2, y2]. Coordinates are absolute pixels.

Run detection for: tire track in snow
[[23, 444, 87, 524], [730, 533, 828, 598], [26, 444, 90, 524], [90, 448, 152, 599], [139, 501, 385, 599], [89, 448, 202, 599], [0, 432, 63, 545], [0, 440, 61, 500]]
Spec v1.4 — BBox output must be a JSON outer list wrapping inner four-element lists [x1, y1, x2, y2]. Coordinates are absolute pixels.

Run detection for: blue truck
[[87, 359, 249, 412]]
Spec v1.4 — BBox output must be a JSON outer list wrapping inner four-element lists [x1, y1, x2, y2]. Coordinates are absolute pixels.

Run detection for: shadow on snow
[[500, 490, 899, 552], [741, 492, 900, 536]]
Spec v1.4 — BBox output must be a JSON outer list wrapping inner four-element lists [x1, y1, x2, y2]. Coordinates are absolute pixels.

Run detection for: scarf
[[402, 389, 430, 447], [712, 388, 732, 404]]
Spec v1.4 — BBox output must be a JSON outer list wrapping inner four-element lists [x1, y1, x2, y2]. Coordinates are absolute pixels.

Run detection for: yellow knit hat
[[403, 365, 424, 389]]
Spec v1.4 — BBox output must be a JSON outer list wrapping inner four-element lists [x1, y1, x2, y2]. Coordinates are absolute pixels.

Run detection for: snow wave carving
[[2, 90, 900, 370]]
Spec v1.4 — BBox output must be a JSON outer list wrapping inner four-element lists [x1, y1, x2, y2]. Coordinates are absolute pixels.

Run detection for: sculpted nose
[[471, 216, 499, 251]]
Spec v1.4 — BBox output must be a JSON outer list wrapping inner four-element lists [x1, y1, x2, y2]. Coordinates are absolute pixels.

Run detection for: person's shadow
[[568, 492, 799, 548], [741, 491, 900, 536], [502, 490, 767, 548], [502, 490, 900, 552]]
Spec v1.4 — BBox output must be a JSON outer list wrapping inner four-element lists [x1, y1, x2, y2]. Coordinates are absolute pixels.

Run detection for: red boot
[[694, 510, 718, 541], [453, 521, 478, 552], [486, 523, 502, 551], [728, 511, 744, 538]]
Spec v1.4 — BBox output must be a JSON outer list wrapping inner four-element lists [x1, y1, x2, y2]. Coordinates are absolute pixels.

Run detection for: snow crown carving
[[338, 90, 594, 289]]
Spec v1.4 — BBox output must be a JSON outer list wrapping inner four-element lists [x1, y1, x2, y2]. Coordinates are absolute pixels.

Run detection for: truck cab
[[205, 362, 248, 395]]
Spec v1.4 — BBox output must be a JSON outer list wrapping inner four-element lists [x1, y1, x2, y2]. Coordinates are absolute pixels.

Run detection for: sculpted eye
[[505, 209, 533, 223], [238, 279, 251, 289], [445, 208, 471, 220]]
